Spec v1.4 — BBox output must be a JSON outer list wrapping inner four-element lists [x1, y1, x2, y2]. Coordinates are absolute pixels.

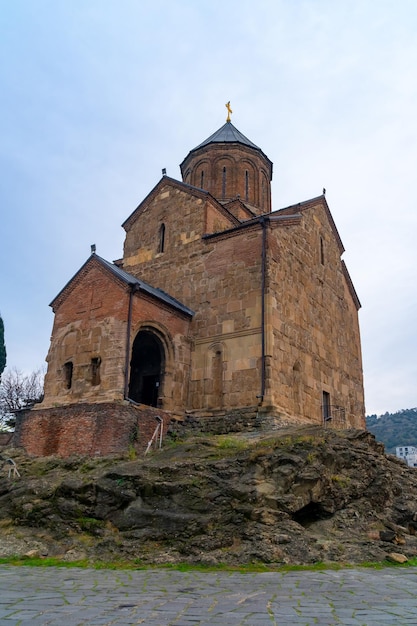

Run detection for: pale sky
[[1, 0, 416, 416]]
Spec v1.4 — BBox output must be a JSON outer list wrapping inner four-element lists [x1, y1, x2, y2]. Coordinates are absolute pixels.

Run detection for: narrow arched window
[[320, 236, 325, 264], [245, 170, 249, 201], [262, 178, 266, 209], [213, 349, 223, 408], [200, 170, 204, 188], [222, 166, 226, 199], [64, 361, 73, 390], [159, 223, 165, 253], [91, 357, 101, 386]]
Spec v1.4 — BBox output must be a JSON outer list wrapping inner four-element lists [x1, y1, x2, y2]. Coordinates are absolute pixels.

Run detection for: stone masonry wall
[[266, 201, 365, 427], [121, 183, 364, 426], [123, 186, 265, 412]]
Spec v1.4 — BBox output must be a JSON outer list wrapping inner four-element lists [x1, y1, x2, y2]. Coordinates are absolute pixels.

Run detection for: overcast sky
[[1, 0, 416, 416]]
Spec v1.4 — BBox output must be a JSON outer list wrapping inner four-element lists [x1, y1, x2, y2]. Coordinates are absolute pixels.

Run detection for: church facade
[[15, 113, 365, 456]]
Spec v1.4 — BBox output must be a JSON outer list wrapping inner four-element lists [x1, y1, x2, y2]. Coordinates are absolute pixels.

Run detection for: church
[[14, 106, 365, 456]]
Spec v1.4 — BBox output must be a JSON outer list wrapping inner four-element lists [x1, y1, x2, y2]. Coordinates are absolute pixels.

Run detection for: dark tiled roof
[[193, 121, 261, 151], [50, 254, 194, 317], [96, 256, 194, 317]]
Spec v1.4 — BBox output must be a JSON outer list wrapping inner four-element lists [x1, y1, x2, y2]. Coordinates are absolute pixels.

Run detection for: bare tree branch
[[0, 367, 44, 430]]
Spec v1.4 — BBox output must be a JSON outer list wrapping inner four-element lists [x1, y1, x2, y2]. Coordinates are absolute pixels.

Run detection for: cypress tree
[[0, 315, 6, 382]]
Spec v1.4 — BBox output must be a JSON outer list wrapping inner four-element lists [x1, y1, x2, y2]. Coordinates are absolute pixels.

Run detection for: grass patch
[[0, 556, 417, 572], [76, 517, 105, 532], [331, 475, 351, 487], [215, 435, 249, 451]]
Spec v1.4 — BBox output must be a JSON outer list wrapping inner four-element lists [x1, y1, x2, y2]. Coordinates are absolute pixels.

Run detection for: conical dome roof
[[192, 121, 261, 151], [180, 120, 272, 180]]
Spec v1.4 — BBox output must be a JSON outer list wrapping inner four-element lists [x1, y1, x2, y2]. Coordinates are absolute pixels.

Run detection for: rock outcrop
[[1, 426, 417, 566]]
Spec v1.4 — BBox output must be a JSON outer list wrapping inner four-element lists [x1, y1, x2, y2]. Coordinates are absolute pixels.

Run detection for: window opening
[[200, 170, 204, 188], [320, 236, 325, 264], [159, 223, 166, 253], [245, 170, 249, 201], [212, 349, 223, 408], [91, 357, 101, 386], [322, 391, 331, 423], [64, 362, 73, 390], [222, 166, 226, 199]]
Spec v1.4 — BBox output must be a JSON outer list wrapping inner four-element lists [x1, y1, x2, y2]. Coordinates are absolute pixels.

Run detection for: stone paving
[[1, 565, 417, 625]]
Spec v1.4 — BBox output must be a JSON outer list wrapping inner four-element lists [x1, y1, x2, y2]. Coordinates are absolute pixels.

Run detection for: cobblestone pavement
[[1, 565, 417, 625]]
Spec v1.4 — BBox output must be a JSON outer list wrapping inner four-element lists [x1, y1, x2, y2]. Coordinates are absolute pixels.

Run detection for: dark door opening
[[322, 391, 331, 423], [128, 330, 164, 407], [141, 374, 159, 407]]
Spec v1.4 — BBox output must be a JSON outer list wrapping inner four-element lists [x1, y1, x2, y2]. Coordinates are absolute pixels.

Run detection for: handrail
[[144, 416, 163, 455]]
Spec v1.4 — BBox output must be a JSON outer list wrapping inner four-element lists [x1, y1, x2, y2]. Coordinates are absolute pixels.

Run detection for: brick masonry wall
[[180, 143, 272, 214], [41, 257, 192, 413], [13, 403, 173, 457]]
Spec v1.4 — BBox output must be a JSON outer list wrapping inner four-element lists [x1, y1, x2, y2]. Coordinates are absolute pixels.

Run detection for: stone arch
[[260, 169, 271, 212], [205, 341, 227, 409], [241, 158, 257, 205], [128, 323, 173, 407], [213, 156, 235, 201], [189, 158, 211, 191], [59, 328, 80, 392]]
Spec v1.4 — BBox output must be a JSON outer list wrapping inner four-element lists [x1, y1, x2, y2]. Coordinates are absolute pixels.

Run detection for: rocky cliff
[[1, 426, 417, 566]]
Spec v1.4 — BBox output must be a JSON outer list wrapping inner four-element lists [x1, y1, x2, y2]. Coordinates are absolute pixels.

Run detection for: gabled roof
[[122, 175, 239, 232], [273, 194, 345, 255], [222, 197, 257, 221], [202, 210, 302, 242], [202, 194, 345, 252], [50, 253, 194, 317]]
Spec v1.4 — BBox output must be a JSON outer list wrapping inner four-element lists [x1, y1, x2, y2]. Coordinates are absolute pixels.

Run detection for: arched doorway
[[128, 330, 164, 407]]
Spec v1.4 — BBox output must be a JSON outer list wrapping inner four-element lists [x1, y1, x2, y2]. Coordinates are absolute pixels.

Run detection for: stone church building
[[15, 112, 365, 456]]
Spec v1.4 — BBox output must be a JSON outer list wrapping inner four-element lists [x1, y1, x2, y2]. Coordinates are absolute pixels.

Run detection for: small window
[[159, 223, 165, 253], [91, 357, 101, 386], [245, 170, 249, 201], [64, 361, 73, 390], [320, 236, 325, 265], [222, 166, 226, 199], [322, 391, 331, 422], [200, 170, 204, 188]]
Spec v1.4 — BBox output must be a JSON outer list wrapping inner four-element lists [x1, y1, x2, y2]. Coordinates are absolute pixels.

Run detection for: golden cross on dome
[[225, 101, 232, 122]]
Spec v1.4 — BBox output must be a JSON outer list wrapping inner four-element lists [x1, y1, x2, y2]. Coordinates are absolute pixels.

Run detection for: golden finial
[[225, 101, 232, 122]]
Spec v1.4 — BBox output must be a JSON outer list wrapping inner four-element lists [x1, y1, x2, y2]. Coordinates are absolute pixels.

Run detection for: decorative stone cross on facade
[[225, 101, 232, 122]]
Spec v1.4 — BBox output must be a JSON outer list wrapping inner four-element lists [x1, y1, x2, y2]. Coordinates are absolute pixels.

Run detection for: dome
[[180, 121, 273, 215]]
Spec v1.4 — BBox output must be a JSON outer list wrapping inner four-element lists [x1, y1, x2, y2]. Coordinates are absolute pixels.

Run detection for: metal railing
[[145, 416, 164, 454], [322, 405, 347, 429]]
